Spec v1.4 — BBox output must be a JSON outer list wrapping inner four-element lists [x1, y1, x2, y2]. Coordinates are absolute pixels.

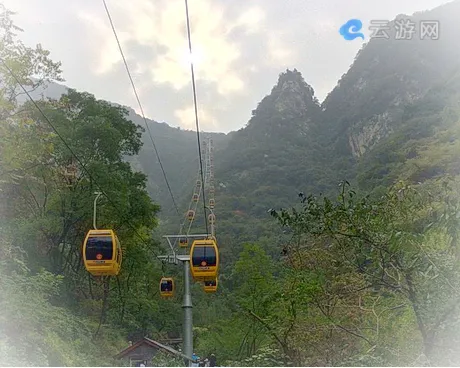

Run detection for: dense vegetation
[[2, 1, 460, 366], [0, 8, 166, 364]]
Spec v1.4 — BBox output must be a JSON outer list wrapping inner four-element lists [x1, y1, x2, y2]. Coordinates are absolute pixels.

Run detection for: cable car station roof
[[114, 337, 194, 363]]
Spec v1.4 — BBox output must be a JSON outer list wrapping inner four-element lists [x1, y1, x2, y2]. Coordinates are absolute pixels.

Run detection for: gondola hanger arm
[[93, 191, 103, 230]]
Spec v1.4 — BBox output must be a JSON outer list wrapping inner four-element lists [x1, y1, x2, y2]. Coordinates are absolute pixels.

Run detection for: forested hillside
[[2, 0, 460, 366]]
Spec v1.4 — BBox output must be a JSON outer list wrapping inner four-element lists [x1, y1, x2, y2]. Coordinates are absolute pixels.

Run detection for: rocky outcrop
[[348, 113, 394, 157]]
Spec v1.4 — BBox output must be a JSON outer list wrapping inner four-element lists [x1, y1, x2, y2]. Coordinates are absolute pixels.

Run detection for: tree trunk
[[405, 271, 432, 364]]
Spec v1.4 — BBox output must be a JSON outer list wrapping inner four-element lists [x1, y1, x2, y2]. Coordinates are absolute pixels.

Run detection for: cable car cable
[[174, 169, 202, 249], [174, 174, 198, 247], [0, 58, 163, 259], [183, 0, 209, 236], [102, 0, 181, 220], [186, 169, 203, 236]]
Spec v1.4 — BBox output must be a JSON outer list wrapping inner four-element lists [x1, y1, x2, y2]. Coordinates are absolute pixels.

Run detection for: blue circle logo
[[339, 19, 365, 40]]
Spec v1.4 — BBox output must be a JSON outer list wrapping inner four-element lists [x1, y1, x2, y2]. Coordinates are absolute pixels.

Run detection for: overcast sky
[[2, 0, 453, 133]]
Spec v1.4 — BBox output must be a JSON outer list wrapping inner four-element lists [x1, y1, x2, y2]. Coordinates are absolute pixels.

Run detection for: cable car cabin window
[[86, 236, 113, 260], [192, 246, 216, 267], [161, 281, 173, 291], [205, 280, 216, 286]]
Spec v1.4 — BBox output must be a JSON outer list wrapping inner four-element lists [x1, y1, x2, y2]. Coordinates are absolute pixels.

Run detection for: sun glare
[[181, 48, 204, 66]]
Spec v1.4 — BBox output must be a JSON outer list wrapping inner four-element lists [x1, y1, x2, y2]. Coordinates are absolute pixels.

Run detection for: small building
[[115, 337, 192, 366]]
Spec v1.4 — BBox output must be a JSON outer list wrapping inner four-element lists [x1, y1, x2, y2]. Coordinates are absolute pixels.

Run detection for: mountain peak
[[249, 68, 320, 124], [271, 69, 319, 115]]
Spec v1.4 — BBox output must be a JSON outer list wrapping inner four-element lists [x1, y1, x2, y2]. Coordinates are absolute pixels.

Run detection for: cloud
[[234, 7, 265, 34], [5, 0, 451, 134], [77, 11, 125, 75], [174, 105, 218, 131], [267, 33, 296, 65], [78, 0, 265, 97]]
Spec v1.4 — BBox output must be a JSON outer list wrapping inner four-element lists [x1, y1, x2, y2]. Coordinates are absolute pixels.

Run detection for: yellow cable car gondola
[[203, 278, 218, 293], [208, 213, 215, 224], [193, 193, 199, 202], [187, 210, 195, 221], [179, 237, 188, 247], [209, 199, 215, 209], [160, 277, 174, 298], [190, 239, 219, 281], [83, 229, 122, 276]]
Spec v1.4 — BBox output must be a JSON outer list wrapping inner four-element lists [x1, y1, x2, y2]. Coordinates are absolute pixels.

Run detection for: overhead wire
[[183, 0, 209, 236], [102, 0, 181, 219], [0, 57, 162, 259], [172, 171, 200, 247], [173, 144, 210, 248], [178, 139, 213, 237], [205, 136, 216, 238], [186, 168, 204, 236]]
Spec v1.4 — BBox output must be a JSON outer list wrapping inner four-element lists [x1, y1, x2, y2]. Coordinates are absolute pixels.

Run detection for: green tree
[[271, 180, 460, 365], [0, 5, 170, 364], [0, 3, 62, 119]]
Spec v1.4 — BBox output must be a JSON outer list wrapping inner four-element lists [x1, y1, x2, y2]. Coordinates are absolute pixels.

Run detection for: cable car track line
[[184, 0, 209, 236], [186, 169, 203, 235], [0, 58, 162, 259], [102, 0, 180, 220], [174, 173, 199, 247]]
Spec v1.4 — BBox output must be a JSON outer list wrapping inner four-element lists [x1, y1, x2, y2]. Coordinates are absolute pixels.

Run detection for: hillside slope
[[23, 81, 229, 217], [321, 0, 460, 172], [215, 69, 331, 217]]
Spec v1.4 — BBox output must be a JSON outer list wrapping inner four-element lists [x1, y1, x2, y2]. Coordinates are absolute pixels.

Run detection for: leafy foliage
[[0, 268, 125, 366], [149, 350, 184, 367], [0, 7, 167, 365], [270, 180, 460, 365]]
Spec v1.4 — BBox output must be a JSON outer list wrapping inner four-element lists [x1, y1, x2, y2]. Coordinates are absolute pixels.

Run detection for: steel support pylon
[[182, 259, 193, 366], [158, 234, 211, 367]]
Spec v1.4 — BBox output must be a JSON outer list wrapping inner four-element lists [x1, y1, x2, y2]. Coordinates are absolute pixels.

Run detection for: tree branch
[[315, 302, 373, 346]]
